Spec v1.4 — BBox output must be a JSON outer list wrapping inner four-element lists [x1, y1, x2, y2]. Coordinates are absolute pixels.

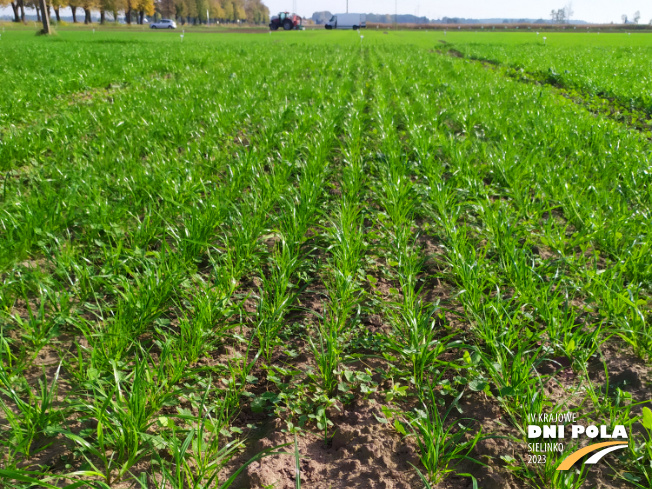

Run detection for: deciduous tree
[[220, 0, 232, 21], [184, 0, 197, 24], [0, 0, 22, 22], [99, 0, 122, 22], [244, 0, 266, 23], [124, 0, 134, 23], [137, 0, 154, 23], [231, 0, 244, 21], [550, 8, 567, 24], [174, 0, 186, 22], [195, 0, 207, 23], [69, 0, 80, 22], [50, 0, 66, 21], [158, 0, 174, 19], [80, 0, 97, 23], [209, 0, 224, 21]]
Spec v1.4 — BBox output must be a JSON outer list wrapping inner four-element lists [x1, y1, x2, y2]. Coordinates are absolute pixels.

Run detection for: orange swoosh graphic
[[557, 441, 628, 470]]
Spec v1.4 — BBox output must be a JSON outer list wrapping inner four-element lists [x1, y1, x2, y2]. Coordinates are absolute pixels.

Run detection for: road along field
[[0, 29, 651, 489]]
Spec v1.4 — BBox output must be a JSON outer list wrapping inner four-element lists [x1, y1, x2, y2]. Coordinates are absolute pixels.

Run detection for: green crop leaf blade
[[641, 406, 652, 430]]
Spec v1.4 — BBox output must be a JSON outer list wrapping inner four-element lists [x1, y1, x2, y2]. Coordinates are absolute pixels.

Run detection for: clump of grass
[[399, 386, 484, 486]]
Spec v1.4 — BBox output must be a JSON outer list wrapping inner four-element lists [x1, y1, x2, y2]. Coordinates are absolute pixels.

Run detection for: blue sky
[[270, 0, 650, 24]]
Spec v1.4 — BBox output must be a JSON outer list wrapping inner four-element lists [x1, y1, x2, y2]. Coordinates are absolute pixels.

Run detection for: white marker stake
[[543, 36, 547, 44], [180, 34, 184, 41]]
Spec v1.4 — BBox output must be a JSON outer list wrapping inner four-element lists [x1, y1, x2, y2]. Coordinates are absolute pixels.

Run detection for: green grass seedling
[[384, 302, 455, 384], [12, 291, 58, 356], [309, 311, 345, 397], [401, 388, 484, 485], [618, 407, 652, 488], [256, 241, 303, 362], [62, 361, 158, 485], [0, 362, 63, 459]]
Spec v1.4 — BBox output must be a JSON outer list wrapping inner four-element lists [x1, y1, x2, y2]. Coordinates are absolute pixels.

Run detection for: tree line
[[1, 0, 269, 25]]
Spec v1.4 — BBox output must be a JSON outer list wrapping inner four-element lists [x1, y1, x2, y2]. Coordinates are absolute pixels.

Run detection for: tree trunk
[[36, 5, 41, 21], [71, 6, 77, 23], [100, 9, 105, 23], [10, 2, 20, 22], [19, 0, 26, 23], [84, 8, 91, 24], [139, 10, 144, 24], [126, 6, 131, 24], [38, 0, 51, 33], [54, 6, 60, 22]]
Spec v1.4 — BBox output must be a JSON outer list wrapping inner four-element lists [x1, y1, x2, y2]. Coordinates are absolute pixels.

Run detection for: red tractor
[[269, 12, 302, 31]]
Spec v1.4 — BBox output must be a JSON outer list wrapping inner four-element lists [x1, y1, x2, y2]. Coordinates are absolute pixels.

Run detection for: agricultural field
[[437, 32, 652, 120], [0, 28, 651, 489]]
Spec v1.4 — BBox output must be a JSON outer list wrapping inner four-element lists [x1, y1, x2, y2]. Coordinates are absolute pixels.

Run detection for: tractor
[[269, 12, 302, 31]]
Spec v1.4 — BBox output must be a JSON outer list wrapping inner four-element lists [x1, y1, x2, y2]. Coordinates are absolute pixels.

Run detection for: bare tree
[[621, 14, 628, 24], [551, 8, 566, 23], [565, 2, 573, 22], [633, 11, 640, 24]]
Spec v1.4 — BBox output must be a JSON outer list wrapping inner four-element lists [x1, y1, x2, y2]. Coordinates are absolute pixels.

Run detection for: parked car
[[150, 19, 177, 29]]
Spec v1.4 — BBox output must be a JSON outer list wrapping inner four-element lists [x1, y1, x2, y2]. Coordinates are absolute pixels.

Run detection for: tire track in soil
[[435, 44, 652, 138]]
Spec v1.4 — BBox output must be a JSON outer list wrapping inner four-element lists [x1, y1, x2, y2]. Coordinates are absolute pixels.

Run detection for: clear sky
[[272, 0, 651, 24]]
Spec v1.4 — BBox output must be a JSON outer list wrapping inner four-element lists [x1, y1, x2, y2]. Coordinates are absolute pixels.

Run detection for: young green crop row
[[0, 37, 363, 488], [368, 40, 652, 488], [1, 31, 651, 489]]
